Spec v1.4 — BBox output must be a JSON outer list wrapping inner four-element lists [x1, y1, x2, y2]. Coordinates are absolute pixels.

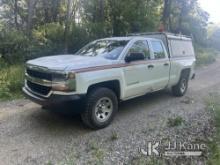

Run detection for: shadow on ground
[[27, 90, 172, 134]]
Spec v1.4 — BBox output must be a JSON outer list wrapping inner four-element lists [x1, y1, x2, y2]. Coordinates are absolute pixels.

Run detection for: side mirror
[[125, 52, 145, 63]]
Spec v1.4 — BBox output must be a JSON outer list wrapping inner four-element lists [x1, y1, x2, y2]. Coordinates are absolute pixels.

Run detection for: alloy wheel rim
[[180, 79, 187, 93], [94, 97, 113, 122]]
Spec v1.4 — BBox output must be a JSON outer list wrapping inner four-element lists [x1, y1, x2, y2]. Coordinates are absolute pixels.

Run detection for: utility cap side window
[[128, 40, 151, 60], [151, 41, 166, 59]]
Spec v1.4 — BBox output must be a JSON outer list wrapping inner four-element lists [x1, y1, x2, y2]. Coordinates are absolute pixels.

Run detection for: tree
[[14, 0, 19, 29], [162, 0, 172, 31], [27, 0, 37, 36], [0, 0, 212, 63], [209, 28, 220, 50], [64, 0, 73, 53]]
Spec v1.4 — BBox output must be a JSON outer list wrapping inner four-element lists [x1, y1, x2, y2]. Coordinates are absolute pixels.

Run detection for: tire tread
[[81, 87, 118, 129]]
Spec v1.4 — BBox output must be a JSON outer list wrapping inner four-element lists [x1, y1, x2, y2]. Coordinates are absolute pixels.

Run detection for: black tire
[[172, 72, 189, 97], [81, 87, 118, 129]]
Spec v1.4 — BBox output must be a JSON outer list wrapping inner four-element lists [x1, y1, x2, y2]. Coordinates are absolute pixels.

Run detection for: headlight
[[68, 72, 75, 79], [52, 72, 76, 92]]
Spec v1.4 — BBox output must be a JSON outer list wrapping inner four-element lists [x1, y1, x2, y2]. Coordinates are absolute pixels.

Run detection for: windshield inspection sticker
[[140, 140, 206, 157]]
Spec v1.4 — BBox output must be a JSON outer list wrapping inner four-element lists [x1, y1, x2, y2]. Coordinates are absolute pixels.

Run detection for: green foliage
[[0, 28, 29, 64], [167, 116, 184, 127], [162, 0, 209, 46], [87, 141, 105, 164], [195, 46, 219, 67], [130, 156, 164, 165], [0, 61, 24, 100], [30, 23, 66, 58], [206, 93, 220, 165], [32, 23, 92, 55], [0, 23, 92, 63], [0, 0, 214, 64], [67, 25, 91, 53]]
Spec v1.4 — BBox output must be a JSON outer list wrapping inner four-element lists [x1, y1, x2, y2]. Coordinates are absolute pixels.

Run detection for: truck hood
[[27, 55, 119, 71]]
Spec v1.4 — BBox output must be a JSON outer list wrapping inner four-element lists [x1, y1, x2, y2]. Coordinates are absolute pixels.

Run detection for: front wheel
[[172, 74, 189, 97], [81, 88, 118, 129]]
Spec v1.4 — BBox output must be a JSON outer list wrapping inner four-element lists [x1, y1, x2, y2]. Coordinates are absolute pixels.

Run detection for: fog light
[[52, 83, 70, 91]]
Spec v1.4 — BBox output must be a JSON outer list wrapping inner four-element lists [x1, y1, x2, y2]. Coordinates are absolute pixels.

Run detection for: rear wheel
[[172, 73, 189, 97], [81, 87, 118, 129]]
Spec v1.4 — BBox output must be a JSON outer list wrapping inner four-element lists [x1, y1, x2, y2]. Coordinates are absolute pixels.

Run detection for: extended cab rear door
[[148, 39, 170, 91]]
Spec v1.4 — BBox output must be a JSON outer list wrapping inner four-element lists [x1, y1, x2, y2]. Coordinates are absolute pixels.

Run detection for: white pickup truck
[[23, 32, 196, 129]]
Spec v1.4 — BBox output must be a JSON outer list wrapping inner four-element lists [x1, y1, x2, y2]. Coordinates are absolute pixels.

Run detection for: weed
[[45, 161, 53, 165], [167, 116, 184, 127], [88, 141, 105, 164], [59, 151, 77, 165], [110, 131, 119, 141], [206, 93, 220, 164], [130, 155, 164, 165]]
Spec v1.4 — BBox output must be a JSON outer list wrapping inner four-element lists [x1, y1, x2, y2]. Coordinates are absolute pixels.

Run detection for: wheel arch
[[180, 68, 191, 80], [87, 80, 121, 100]]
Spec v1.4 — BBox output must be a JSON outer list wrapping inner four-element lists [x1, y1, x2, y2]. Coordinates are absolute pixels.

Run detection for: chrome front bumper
[[22, 87, 83, 106]]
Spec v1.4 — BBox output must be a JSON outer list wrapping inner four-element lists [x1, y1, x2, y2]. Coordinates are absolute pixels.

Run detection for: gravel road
[[0, 59, 220, 165]]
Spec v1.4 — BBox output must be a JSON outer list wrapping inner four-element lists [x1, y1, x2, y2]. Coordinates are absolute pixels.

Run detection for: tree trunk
[[27, 0, 36, 37], [72, 0, 79, 25], [99, 0, 104, 22], [52, 0, 60, 22], [178, 12, 183, 33], [14, 0, 19, 29], [64, 0, 73, 53], [178, 1, 188, 34], [161, 0, 171, 31], [43, 1, 50, 23]]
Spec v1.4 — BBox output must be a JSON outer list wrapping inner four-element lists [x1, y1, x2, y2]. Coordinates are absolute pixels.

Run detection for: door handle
[[164, 63, 169, 66], [148, 65, 154, 69]]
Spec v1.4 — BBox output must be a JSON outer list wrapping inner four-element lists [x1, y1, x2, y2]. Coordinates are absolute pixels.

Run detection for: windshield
[[76, 40, 129, 60]]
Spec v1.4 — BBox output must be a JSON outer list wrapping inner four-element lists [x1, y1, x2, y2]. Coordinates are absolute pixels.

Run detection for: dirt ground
[[0, 59, 220, 165]]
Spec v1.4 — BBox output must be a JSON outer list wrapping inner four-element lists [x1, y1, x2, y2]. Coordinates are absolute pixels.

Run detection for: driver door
[[123, 40, 154, 99]]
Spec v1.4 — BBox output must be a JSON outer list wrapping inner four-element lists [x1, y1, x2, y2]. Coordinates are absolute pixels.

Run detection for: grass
[[59, 141, 105, 165], [110, 131, 119, 141], [167, 116, 184, 127], [206, 93, 220, 165], [130, 155, 164, 165], [0, 59, 24, 101], [87, 141, 105, 164]]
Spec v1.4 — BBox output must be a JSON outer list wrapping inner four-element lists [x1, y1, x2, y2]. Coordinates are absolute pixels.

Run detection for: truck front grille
[[26, 68, 52, 81], [27, 80, 51, 96]]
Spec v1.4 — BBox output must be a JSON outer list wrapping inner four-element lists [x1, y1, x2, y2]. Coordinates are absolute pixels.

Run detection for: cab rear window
[[151, 41, 166, 59]]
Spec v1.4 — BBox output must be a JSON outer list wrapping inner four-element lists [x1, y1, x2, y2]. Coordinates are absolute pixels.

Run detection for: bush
[[28, 23, 92, 59], [67, 25, 91, 53], [0, 23, 92, 64], [195, 46, 219, 67], [30, 23, 66, 58], [0, 29, 29, 64]]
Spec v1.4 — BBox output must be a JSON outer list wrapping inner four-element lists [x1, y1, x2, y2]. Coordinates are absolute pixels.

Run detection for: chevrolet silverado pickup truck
[[23, 32, 196, 129]]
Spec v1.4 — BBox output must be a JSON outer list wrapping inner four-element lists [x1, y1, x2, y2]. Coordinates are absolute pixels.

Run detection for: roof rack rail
[[127, 32, 191, 39]]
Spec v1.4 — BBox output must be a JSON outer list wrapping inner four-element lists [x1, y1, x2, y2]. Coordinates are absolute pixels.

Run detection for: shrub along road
[[0, 59, 220, 165]]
